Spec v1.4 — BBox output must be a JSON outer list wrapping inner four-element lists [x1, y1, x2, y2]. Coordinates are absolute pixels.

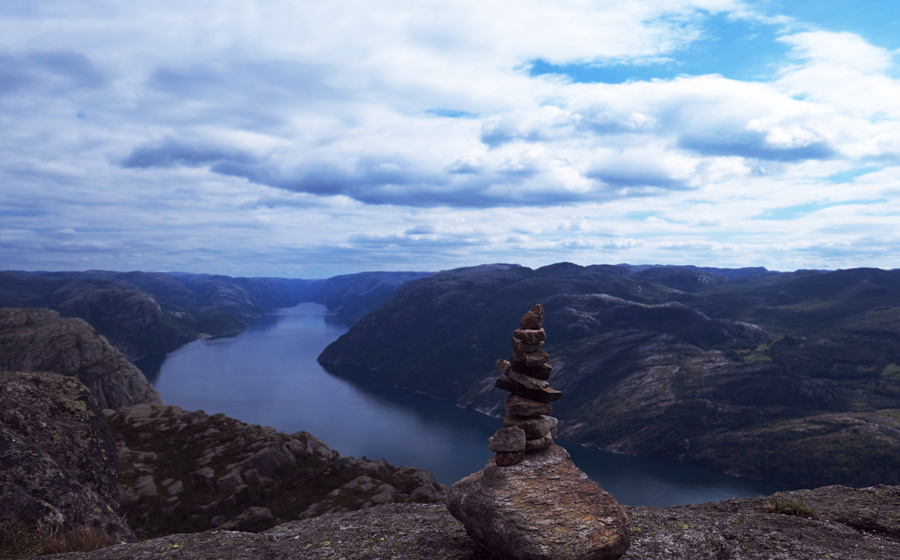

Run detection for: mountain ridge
[[318, 262, 900, 489], [0, 269, 428, 361]]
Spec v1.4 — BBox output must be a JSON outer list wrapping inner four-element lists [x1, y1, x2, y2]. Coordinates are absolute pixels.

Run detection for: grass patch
[[766, 495, 818, 519], [776, 300, 837, 313], [742, 353, 773, 363], [882, 363, 900, 379], [0, 523, 114, 559]]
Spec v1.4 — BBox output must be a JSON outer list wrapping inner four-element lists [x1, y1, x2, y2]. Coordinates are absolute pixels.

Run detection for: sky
[[1, 1, 899, 278]]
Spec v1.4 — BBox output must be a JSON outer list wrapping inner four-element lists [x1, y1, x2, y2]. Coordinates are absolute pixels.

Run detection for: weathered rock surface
[[488, 426, 526, 453], [108, 403, 449, 538], [623, 484, 900, 560], [504, 414, 558, 438], [505, 393, 553, 416], [449, 444, 630, 560], [37, 485, 900, 560], [494, 377, 562, 403], [0, 308, 162, 409], [0, 371, 134, 545]]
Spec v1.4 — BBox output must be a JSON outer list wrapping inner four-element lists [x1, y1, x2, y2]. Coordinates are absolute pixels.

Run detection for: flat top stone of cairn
[[519, 303, 544, 329]]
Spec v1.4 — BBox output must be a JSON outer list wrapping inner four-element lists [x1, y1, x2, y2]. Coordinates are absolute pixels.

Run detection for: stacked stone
[[449, 303, 631, 560], [488, 303, 562, 466]]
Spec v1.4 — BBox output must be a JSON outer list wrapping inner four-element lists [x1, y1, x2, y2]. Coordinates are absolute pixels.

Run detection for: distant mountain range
[[0, 269, 427, 361], [318, 263, 900, 489], [6, 262, 900, 489]]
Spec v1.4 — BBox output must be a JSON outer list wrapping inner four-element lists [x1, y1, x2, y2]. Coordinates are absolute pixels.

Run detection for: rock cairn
[[448, 304, 631, 560], [490, 303, 561, 465]]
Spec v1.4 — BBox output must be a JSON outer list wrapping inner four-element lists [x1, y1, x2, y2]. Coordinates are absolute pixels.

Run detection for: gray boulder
[[448, 444, 630, 560]]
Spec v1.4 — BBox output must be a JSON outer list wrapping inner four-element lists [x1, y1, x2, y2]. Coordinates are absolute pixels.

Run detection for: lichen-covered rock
[[0, 371, 134, 544], [0, 308, 162, 409], [108, 404, 448, 538], [448, 444, 630, 560]]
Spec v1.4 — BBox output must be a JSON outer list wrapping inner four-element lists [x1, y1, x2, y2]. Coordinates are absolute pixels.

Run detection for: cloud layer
[[1, 1, 899, 276]]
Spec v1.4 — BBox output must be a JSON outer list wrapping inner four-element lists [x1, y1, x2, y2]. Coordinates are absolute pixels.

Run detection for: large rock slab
[[34, 486, 900, 560], [447, 444, 630, 560]]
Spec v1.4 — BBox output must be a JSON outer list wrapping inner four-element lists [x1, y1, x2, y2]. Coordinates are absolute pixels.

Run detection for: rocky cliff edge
[[36, 484, 900, 560], [0, 308, 161, 409], [108, 403, 448, 539]]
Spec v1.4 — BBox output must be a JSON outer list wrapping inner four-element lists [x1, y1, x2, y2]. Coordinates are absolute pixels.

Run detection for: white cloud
[[776, 31, 900, 119], [1, 1, 900, 275]]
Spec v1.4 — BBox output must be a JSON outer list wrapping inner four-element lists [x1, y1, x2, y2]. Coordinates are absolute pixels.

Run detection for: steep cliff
[[0, 371, 448, 557], [0, 308, 161, 409]]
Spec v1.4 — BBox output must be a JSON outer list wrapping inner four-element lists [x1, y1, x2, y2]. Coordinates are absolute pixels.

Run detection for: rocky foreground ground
[[37, 484, 900, 560], [109, 403, 447, 538]]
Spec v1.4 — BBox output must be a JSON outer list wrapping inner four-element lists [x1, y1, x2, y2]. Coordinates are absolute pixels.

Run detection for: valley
[[4, 262, 899, 489]]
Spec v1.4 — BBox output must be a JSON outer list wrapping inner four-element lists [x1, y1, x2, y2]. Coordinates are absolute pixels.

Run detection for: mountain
[[318, 263, 900, 488], [297, 271, 431, 323], [0, 269, 427, 361], [0, 271, 282, 360]]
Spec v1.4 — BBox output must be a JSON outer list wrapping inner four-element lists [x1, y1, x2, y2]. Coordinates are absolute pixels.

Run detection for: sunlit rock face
[[447, 304, 630, 560]]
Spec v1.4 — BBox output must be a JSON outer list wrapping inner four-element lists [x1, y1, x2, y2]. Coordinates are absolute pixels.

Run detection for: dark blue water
[[139, 303, 779, 506]]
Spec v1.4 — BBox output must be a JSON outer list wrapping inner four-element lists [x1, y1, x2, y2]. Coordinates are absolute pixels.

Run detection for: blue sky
[[1, 1, 899, 278]]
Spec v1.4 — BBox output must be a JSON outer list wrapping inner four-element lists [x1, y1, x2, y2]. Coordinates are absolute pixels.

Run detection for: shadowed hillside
[[319, 263, 900, 488], [0, 270, 427, 361]]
